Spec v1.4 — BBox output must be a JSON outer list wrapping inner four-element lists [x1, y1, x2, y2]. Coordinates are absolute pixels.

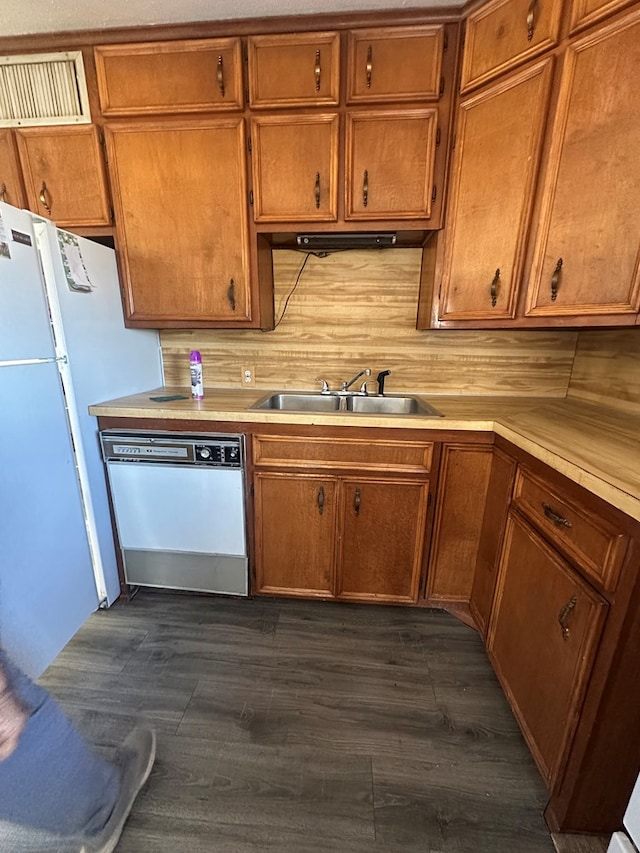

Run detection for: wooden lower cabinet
[[252, 430, 433, 603], [337, 477, 428, 602], [488, 509, 608, 787]]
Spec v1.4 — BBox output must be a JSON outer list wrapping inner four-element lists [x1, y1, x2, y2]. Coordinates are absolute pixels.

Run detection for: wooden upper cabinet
[[569, 0, 636, 34], [15, 126, 111, 227], [346, 25, 444, 104], [438, 59, 553, 321], [461, 0, 563, 92], [105, 118, 252, 326], [525, 9, 640, 319], [0, 130, 26, 209], [247, 32, 340, 108], [488, 511, 608, 787], [94, 39, 244, 115], [250, 113, 339, 222], [345, 109, 437, 220]]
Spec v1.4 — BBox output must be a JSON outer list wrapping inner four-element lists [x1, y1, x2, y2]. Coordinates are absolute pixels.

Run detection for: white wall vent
[[0, 51, 91, 127]]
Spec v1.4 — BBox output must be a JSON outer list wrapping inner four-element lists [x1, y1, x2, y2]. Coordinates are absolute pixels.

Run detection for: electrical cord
[[274, 250, 328, 329]]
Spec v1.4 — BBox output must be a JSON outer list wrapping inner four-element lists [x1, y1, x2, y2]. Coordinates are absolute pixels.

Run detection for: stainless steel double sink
[[251, 392, 443, 417]]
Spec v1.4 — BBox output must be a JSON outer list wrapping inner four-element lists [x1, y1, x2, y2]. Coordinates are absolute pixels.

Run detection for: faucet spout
[[341, 368, 371, 392]]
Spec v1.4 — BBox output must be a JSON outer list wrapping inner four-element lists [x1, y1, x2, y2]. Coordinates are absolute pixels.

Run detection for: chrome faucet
[[341, 368, 371, 392]]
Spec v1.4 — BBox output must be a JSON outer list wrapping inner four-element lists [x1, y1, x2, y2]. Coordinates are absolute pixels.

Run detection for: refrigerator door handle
[[0, 355, 67, 368]]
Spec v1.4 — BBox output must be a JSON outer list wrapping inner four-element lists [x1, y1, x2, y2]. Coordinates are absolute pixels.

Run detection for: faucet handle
[[376, 370, 391, 396], [317, 378, 331, 394]]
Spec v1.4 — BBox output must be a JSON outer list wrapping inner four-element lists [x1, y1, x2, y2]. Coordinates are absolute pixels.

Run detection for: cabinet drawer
[[346, 26, 444, 104], [247, 32, 340, 108], [253, 435, 433, 473], [95, 39, 244, 115], [461, 0, 563, 93], [513, 468, 628, 591]]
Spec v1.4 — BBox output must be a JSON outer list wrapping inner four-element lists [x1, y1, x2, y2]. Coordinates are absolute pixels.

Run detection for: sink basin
[[346, 395, 442, 416], [251, 392, 442, 417], [252, 393, 340, 412]]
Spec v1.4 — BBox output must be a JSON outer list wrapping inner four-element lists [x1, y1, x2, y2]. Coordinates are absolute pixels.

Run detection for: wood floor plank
[[38, 591, 566, 851]]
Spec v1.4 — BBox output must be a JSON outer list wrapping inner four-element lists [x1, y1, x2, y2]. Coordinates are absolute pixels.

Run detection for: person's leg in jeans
[[0, 649, 155, 852]]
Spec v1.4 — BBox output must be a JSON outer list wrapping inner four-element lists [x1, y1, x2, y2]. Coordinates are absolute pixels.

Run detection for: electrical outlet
[[241, 365, 255, 386]]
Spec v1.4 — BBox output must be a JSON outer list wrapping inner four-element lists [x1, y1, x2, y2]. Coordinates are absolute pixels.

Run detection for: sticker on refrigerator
[[0, 211, 10, 259], [57, 232, 93, 293]]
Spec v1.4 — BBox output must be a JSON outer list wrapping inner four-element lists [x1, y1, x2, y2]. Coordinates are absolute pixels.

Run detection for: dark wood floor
[[40, 591, 559, 852]]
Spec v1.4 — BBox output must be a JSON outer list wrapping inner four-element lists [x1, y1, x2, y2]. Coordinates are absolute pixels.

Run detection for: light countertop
[[89, 388, 640, 524]]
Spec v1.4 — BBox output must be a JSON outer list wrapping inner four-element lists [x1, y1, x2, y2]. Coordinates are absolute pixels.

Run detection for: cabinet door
[[106, 118, 251, 325], [247, 32, 340, 108], [95, 39, 244, 115], [0, 130, 26, 208], [15, 126, 111, 227], [427, 444, 493, 604], [461, 0, 563, 92], [346, 26, 444, 104], [470, 448, 516, 638], [250, 114, 339, 222], [488, 511, 608, 787], [569, 0, 635, 34], [254, 472, 337, 597], [345, 109, 437, 220], [438, 60, 553, 321], [337, 477, 428, 603], [525, 10, 640, 319]]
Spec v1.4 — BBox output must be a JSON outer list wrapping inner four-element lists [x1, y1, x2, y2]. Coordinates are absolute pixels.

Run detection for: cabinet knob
[[550, 259, 563, 302], [526, 0, 538, 41], [366, 45, 373, 88], [0, 183, 7, 203], [39, 181, 51, 215], [314, 172, 321, 209], [317, 485, 325, 515], [227, 278, 236, 311], [314, 49, 321, 92], [558, 595, 577, 641], [217, 55, 225, 97], [362, 170, 369, 208], [542, 502, 572, 528], [490, 268, 500, 307], [354, 488, 361, 516]]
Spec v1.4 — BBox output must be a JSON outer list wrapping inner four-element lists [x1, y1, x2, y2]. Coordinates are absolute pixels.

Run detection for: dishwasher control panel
[[101, 431, 244, 468]]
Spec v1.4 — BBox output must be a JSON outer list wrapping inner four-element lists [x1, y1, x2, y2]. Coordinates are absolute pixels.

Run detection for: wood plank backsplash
[[568, 329, 640, 414], [161, 249, 578, 396]]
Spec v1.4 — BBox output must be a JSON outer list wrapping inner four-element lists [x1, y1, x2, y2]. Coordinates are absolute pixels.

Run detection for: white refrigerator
[[0, 201, 163, 678]]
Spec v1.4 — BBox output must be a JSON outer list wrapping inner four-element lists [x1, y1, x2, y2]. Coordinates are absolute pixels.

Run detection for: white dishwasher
[[101, 431, 248, 596]]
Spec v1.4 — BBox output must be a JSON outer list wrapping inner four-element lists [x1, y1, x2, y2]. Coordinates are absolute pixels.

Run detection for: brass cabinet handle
[[314, 49, 321, 92], [558, 596, 577, 641], [217, 55, 225, 97], [490, 268, 500, 307], [550, 258, 563, 301], [314, 172, 321, 209], [542, 502, 572, 528], [363, 170, 369, 208], [0, 183, 7, 203], [354, 488, 361, 516], [39, 181, 51, 215], [366, 45, 373, 88], [526, 0, 538, 41], [317, 485, 325, 515], [227, 278, 236, 311]]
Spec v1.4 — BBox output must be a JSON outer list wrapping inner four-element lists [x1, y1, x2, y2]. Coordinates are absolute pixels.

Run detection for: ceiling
[[3, 0, 459, 38]]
